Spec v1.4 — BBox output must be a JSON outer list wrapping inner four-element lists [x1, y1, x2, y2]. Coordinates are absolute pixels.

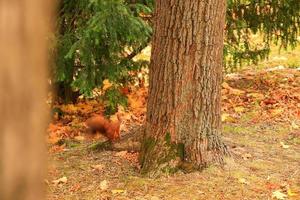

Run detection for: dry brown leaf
[[91, 164, 104, 171], [52, 176, 68, 185], [242, 153, 252, 160], [238, 178, 249, 185], [270, 108, 284, 116], [103, 79, 113, 91], [60, 104, 78, 113], [100, 180, 109, 190], [74, 135, 85, 141], [231, 88, 246, 96], [222, 82, 232, 89], [272, 190, 287, 200], [221, 113, 235, 122], [70, 184, 81, 192], [111, 189, 126, 194], [280, 142, 290, 149], [115, 151, 128, 157], [234, 106, 245, 113], [247, 92, 265, 100]]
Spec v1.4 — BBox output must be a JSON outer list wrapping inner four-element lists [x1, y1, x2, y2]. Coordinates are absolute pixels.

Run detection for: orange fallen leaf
[[270, 108, 284, 116], [70, 184, 81, 192], [115, 151, 128, 157]]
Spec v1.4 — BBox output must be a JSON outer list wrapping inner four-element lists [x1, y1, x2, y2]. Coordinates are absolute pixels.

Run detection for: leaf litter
[[47, 67, 300, 199]]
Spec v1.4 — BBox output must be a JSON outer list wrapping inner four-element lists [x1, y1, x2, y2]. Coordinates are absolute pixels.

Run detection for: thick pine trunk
[[140, 0, 228, 176], [0, 0, 52, 199]]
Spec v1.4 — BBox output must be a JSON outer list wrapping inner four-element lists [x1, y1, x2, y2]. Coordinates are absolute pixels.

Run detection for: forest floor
[[47, 49, 300, 200]]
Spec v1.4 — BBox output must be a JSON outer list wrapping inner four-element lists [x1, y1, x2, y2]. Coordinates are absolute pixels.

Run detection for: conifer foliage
[[225, 0, 300, 71], [52, 0, 152, 101], [52, 0, 299, 101]]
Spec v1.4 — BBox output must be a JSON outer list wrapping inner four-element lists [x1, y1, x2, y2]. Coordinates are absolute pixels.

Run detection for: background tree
[[0, 0, 51, 199], [51, 0, 152, 103], [225, 0, 300, 71], [52, 0, 299, 106], [139, 0, 228, 176]]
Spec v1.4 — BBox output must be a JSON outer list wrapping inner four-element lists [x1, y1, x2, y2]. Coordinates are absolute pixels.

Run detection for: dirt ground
[[46, 67, 300, 200], [46, 121, 300, 200]]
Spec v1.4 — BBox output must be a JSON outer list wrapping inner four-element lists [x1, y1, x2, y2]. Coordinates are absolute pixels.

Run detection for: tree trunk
[[0, 0, 52, 199], [140, 0, 228, 176]]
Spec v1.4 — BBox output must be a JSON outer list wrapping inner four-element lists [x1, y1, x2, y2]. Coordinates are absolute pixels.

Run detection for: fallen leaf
[[234, 106, 245, 113], [238, 178, 249, 185], [222, 82, 231, 89], [242, 153, 252, 160], [115, 151, 128, 157], [247, 93, 265, 100], [120, 87, 130, 95], [52, 176, 68, 185], [291, 121, 299, 129], [60, 104, 78, 114], [70, 184, 81, 192], [231, 88, 246, 96], [48, 144, 66, 153], [111, 189, 126, 194], [280, 142, 290, 149], [47, 123, 61, 133], [287, 188, 298, 197], [198, 190, 205, 195], [103, 79, 113, 91], [272, 190, 287, 200], [266, 182, 280, 190], [91, 164, 104, 171], [100, 180, 108, 190], [270, 108, 284, 116], [47, 135, 61, 145], [221, 113, 235, 122], [74, 136, 85, 141]]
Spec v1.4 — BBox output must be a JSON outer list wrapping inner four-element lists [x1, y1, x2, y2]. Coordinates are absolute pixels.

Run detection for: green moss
[[161, 163, 179, 174], [65, 140, 81, 148], [140, 135, 187, 176], [165, 132, 171, 145], [139, 137, 157, 167], [177, 143, 185, 160], [88, 141, 112, 151], [178, 161, 201, 173], [141, 137, 156, 155]]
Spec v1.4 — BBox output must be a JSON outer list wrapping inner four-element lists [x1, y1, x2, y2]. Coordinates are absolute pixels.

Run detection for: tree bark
[[140, 0, 228, 176], [0, 0, 52, 199]]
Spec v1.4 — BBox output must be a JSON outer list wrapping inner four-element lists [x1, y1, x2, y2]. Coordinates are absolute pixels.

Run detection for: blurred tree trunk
[[0, 0, 52, 199], [140, 0, 228, 176]]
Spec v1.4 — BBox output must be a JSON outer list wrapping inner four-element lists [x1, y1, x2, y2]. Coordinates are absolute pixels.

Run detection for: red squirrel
[[85, 114, 121, 141]]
